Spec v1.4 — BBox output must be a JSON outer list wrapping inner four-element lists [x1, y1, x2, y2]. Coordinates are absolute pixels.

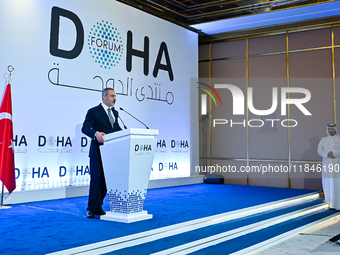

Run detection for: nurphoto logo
[[197, 79, 312, 128]]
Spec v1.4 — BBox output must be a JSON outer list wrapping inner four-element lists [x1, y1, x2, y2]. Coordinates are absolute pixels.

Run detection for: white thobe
[[317, 134, 340, 210]]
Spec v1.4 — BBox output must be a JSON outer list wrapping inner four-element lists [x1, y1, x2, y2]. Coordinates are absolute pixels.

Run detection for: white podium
[[99, 128, 158, 223]]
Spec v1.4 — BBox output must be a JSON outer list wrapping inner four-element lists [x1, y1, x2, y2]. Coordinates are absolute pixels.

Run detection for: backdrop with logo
[[0, 0, 198, 192]]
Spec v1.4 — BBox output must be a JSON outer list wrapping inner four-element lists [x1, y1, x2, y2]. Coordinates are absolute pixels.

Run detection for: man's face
[[329, 127, 337, 136], [103, 90, 116, 107]]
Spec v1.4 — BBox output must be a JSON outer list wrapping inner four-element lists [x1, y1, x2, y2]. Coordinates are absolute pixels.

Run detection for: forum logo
[[88, 21, 123, 69]]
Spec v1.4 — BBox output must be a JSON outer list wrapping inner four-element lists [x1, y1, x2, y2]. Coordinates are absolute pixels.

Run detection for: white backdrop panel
[[0, 0, 198, 192]]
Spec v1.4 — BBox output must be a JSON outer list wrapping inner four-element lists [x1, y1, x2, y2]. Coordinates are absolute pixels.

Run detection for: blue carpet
[[193, 209, 338, 254], [109, 199, 327, 254], [0, 184, 317, 254]]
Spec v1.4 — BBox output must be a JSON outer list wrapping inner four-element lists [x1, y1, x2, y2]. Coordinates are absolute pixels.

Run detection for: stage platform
[[3, 176, 204, 205], [2, 184, 340, 254]]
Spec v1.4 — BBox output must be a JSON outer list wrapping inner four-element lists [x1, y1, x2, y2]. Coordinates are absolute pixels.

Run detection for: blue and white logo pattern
[[88, 21, 123, 69]]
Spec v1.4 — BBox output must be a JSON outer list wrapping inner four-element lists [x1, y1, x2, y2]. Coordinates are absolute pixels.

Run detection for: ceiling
[[117, 0, 333, 33]]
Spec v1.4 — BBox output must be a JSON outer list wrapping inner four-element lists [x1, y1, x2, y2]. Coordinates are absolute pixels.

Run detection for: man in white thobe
[[317, 123, 340, 210]]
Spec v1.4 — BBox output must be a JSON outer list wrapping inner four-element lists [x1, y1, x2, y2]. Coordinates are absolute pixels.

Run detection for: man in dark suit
[[82, 88, 122, 218]]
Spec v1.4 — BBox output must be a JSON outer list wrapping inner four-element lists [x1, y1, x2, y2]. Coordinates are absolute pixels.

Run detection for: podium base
[[100, 210, 153, 223]]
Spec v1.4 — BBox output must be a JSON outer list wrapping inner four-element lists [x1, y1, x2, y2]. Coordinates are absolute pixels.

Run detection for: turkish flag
[[0, 84, 16, 194]]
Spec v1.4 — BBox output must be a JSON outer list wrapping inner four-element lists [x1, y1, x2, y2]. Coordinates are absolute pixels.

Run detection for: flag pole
[[0, 182, 11, 209], [8, 65, 13, 83], [1, 183, 4, 207]]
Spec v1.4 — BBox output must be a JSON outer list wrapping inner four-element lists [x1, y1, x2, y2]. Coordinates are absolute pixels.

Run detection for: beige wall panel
[[336, 48, 340, 78], [290, 163, 322, 190], [210, 160, 248, 185], [212, 39, 246, 59], [200, 26, 335, 191], [334, 26, 340, 46], [289, 50, 333, 161], [196, 159, 207, 175], [248, 162, 289, 188], [199, 158, 205, 168], [249, 124, 288, 160], [210, 76, 247, 158], [198, 159, 207, 178], [199, 120, 206, 158], [249, 54, 286, 78], [335, 48, 340, 126], [198, 85, 211, 159], [210, 59, 246, 161], [249, 34, 286, 55], [199, 44, 210, 61], [211, 119, 247, 159], [199, 62, 210, 78], [248, 55, 288, 160], [289, 49, 333, 78], [289, 28, 331, 50], [248, 96, 288, 160], [212, 58, 246, 78], [290, 177, 304, 189], [198, 61, 211, 160], [289, 78, 333, 161]]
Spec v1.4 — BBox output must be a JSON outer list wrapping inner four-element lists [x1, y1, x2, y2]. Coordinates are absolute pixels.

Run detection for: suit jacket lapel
[[97, 104, 112, 127]]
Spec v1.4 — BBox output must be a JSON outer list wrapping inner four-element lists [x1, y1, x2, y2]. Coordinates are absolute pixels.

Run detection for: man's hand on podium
[[95, 131, 106, 143]]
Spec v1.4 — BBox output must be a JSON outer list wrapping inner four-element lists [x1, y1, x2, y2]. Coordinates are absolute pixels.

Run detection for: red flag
[[0, 83, 16, 194]]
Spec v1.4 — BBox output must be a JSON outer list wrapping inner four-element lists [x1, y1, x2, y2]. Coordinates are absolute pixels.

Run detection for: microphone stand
[[118, 116, 127, 129], [120, 108, 149, 129]]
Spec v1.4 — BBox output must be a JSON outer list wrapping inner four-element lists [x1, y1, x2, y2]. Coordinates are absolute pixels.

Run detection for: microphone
[[119, 107, 149, 129], [118, 115, 127, 129]]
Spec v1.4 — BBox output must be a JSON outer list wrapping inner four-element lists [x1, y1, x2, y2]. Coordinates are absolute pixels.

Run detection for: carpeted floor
[[0, 184, 318, 254]]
